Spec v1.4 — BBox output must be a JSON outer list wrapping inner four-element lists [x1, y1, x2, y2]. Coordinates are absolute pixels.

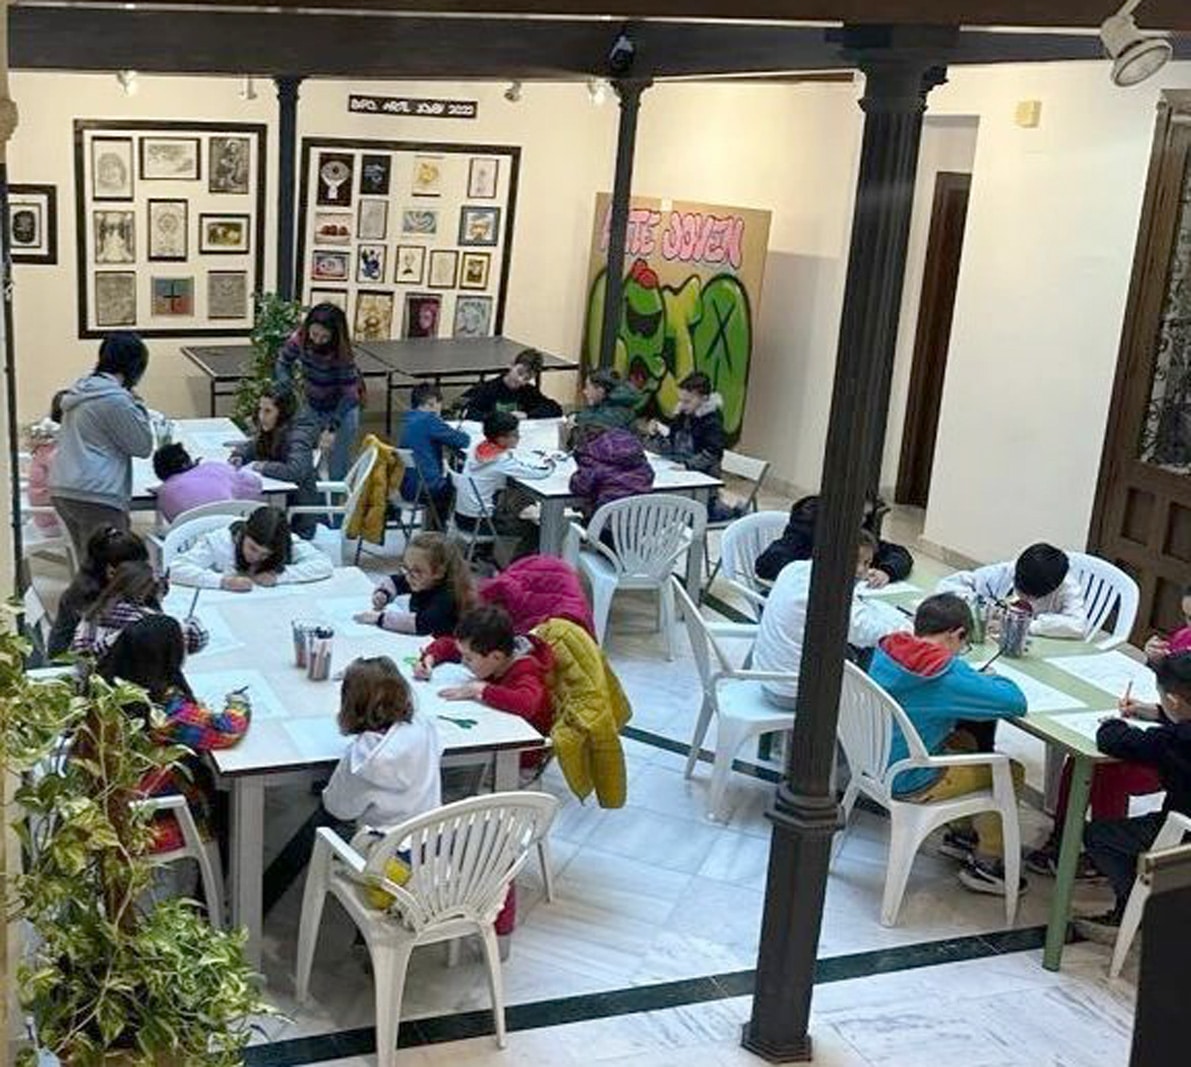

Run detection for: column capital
[[612, 77, 652, 104], [274, 74, 304, 104]]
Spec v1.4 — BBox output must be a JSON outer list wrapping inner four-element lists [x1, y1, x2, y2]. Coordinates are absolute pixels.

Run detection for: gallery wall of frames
[[73, 119, 267, 339], [295, 138, 520, 343]]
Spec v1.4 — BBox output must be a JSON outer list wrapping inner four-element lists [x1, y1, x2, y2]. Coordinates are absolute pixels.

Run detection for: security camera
[[607, 32, 635, 76]]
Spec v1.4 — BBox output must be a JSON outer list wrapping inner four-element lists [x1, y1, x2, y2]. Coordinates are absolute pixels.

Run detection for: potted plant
[[0, 624, 273, 1065], [231, 291, 305, 431]]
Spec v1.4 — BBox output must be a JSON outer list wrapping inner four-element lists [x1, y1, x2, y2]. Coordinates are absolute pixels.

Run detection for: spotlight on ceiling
[[503, 80, 522, 104], [587, 78, 609, 106], [1101, 0, 1172, 87], [116, 69, 139, 96], [239, 76, 258, 102]]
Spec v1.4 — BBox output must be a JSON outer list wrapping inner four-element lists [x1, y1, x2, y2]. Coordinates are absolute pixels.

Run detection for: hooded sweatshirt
[[460, 375, 563, 422], [868, 632, 1027, 796], [657, 393, 725, 477], [569, 428, 655, 519], [456, 438, 554, 519], [49, 373, 153, 509], [572, 382, 642, 437], [155, 460, 263, 523]]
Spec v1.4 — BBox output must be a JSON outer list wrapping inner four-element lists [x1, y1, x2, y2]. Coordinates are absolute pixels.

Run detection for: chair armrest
[[919, 751, 1011, 770], [725, 579, 768, 609], [1153, 811, 1191, 850], [288, 505, 345, 516], [713, 668, 799, 687], [706, 622, 759, 641], [131, 794, 186, 815], [315, 479, 347, 495], [315, 825, 367, 876]]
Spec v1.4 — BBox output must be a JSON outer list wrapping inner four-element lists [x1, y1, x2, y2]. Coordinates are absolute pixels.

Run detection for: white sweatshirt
[[322, 713, 443, 829], [936, 562, 1087, 639], [753, 560, 910, 703], [455, 439, 554, 519], [168, 525, 334, 589]]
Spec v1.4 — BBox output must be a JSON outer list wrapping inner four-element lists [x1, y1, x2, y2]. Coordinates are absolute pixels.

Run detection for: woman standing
[[49, 332, 153, 557], [274, 303, 362, 480]]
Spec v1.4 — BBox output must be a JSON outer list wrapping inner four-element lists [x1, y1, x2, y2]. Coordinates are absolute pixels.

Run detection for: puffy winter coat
[[569, 428, 655, 520], [346, 434, 405, 545], [479, 555, 596, 637], [572, 382, 642, 437]]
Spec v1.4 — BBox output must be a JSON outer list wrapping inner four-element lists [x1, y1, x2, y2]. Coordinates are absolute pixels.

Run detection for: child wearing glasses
[[355, 532, 474, 637]]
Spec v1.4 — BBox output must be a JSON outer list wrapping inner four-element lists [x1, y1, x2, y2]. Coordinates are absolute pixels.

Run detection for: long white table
[[162, 567, 546, 968]]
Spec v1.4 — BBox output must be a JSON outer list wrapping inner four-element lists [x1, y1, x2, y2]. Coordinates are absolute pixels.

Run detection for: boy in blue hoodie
[[399, 383, 470, 527], [869, 592, 1028, 896]]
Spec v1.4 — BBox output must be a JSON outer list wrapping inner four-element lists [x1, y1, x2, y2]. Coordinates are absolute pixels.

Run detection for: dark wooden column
[[275, 74, 303, 301], [741, 33, 949, 1063], [598, 77, 650, 370]]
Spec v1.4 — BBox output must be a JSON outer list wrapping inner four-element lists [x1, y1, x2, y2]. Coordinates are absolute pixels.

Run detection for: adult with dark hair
[[274, 302, 363, 480], [168, 505, 332, 591], [49, 331, 153, 555], [460, 348, 563, 422], [937, 542, 1087, 638], [152, 442, 261, 524], [398, 382, 469, 525]]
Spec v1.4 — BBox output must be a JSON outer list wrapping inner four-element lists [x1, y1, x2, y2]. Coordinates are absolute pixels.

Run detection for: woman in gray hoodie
[[49, 332, 153, 555]]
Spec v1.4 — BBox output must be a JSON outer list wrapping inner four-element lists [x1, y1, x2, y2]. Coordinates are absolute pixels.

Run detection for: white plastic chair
[[134, 794, 226, 929], [704, 450, 770, 584], [835, 660, 1021, 927], [161, 513, 252, 572], [295, 793, 558, 1067], [148, 499, 262, 568], [671, 577, 793, 821], [391, 446, 438, 537], [565, 494, 706, 659], [18, 453, 76, 574], [1108, 810, 1191, 977], [292, 444, 379, 565], [1067, 551, 1140, 650], [714, 511, 788, 621], [447, 467, 499, 564]]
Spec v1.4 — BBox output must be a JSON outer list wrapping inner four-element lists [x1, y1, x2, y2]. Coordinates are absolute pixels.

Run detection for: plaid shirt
[[71, 601, 209, 660]]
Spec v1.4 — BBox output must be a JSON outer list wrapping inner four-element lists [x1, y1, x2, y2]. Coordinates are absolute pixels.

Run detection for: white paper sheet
[[1050, 710, 1162, 744], [182, 430, 242, 456], [1045, 651, 1161, 704], [316, 596, 388, 637], [282, 715, 348, 762], [183, 606, 243, 657], [187, 668, 288, 720], [991, 662, 1087, 713], [856, 581, 920, 598]]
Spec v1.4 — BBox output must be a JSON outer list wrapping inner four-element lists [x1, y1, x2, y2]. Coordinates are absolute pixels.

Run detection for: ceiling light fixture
[[1101, 0, 1172, 87], [115, 69, 139, 96], [503, 80, 522, 104], [587, 78, 609, 106], [239, 75, 258, 102]]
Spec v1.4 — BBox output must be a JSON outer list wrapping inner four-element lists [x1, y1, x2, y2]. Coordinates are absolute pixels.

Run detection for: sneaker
[[1024, 845, 1103, 881], [957, 856, 1029, 897], [1072, 909, 1123, 946], [938, 827, 979, 862]]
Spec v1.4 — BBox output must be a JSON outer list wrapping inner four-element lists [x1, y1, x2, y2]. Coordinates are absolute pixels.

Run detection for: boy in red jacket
[[415, 604, 554, 737]]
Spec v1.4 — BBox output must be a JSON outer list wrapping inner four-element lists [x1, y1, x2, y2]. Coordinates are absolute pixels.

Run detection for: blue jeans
[[311, 404, 360, 481]]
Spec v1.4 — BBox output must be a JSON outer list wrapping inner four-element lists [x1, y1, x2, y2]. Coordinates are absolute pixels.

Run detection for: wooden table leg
[[230, 777, 265, 972], [1043, 753, 1093, 970]]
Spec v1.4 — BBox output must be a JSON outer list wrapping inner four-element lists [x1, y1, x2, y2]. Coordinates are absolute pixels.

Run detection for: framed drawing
[[360, 155, 391, 195], [199, 214, 250, 254], [309, 288, 348, 311], [401, 209, 438, 237], [356, 244, 386, 284], [94, 272, 137, 326], [92, 138, 134, 201], [93, 210, 135, 264], [394, 245, 426, 285], [411, 155, 443, 197], [313, 212, 352, 246], [357, 199, 388, 241], [208, 136, 251, 194], [467, 157, 499, 199], [151, 276, 195, 316], [312, 251, 350, 281], [404, 293, 442, 339], [207, 271, 249, 320], [428, 249, 458, 289], [140, 137, 201, 181], [453, 295, 493, 338], [316, 152, 354, 207], [147, 199, 187, 261], [354, 290, 395, 341], [9, 185, 57, 265], [459, 251, 490, 290], [458, 205, 500, 246]]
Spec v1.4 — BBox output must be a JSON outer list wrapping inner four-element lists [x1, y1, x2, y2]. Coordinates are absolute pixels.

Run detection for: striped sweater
[[275, 330, 361, 417], [71, 599, 209, 660]]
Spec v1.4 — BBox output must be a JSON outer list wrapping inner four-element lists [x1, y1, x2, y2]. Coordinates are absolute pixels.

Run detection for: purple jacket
[[569, 429, 655, 519], [155, 460, 263, 523]]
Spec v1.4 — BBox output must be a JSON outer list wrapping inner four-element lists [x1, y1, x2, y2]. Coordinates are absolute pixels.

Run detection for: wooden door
[[895, 171, 971, 507], [1089, 91, 1191, 639]]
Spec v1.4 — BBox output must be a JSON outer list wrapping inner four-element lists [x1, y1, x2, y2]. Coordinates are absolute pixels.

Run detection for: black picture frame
[[146, 198, 188, 262], [458, 251, 491, 291], [9, 184, 58, 265], [198, 213, 251, 255], [458, 205, 501, 247], [91, 137, 134, 201], [427, 249, 458, 290], [139, 136, 202, 181]]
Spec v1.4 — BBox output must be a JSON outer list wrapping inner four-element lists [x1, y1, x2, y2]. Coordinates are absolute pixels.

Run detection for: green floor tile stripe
[[243, 925, 1049, 1066]]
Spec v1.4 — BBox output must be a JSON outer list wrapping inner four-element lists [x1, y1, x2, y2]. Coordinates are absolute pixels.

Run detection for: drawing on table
[[1046, 651, 1161, 705], [992, 662, 1087, 714], [282, 716, 348, 762], [188, 669, 287, 720], [183, 609, 244, 658], [1053, 709, 1162, 745]]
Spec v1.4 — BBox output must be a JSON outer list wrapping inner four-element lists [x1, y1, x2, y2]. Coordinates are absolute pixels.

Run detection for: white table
[[132, 416, 296, 512], [162, 567, 546, 967]]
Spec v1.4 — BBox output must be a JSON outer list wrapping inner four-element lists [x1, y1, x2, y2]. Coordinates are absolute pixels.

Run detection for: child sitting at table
[[72, 558, 208, 660], [152, 442, 263, 524], [1075, 652, 1191, 943], [1144, 584, 1191, 664], [354, 532, 474, 637], [168, 505, 333, 591], [24, 392, 67, 538], [460, 347, 563, 422], [568, 425, 655, 523], [567, 368, 641, 446], [936, 542, 1087, 639], [399, 383, 469, 528]]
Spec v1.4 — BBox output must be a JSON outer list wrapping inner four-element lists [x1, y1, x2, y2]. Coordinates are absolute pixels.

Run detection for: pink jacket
[[479, 555, 596, 637], [27, 442, 60, 531], [155, 461, 263, 523]]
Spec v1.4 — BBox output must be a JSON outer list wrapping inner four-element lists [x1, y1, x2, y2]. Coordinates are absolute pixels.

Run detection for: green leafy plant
[[0, 622, 275, 1065], [231, 291, 305, 431]]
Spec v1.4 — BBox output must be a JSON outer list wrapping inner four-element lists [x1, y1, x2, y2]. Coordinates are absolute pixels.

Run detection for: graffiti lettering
[[661, 213, 744, 270], [599, 207, 662, 257]]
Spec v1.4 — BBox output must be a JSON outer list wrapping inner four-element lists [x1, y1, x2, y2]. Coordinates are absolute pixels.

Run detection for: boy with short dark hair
[[570, 368, 641, 442], [461, 348, 563, 422], [151, 441, 262, 524], [398, 383, 470, 526]]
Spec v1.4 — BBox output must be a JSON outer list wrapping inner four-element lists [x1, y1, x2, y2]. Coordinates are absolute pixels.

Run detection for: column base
[[741, 1020, 813, 1063]]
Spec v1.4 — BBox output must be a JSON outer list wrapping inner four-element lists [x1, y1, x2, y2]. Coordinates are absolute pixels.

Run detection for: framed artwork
[[356, 244, 386, 284], [309, 288, 348, 311], [428, 249, 458, 289], [199, 213, 250, 254], [313, 212, 352, 246], [140, 137, 201, 181], [94, 272, 137, 326], [394, 245, 426, 285], [316, 152, 354, 207], [404, 293, 442, 339], [401, 209, 438, 237], [359, 155, 391, 195], [93, 210, 135, 264], [353, 290, 395, 341], [411, 155, 443, 197], [147, 199, 187, 261], [453, 295, 493, 338], [357, 199, 388, 241], [459, 251, 490, 290], [91, 138, 134, 201], [9, 185, 57, 265], [207, 271, 249, 320], [458, 205, 501, 246], [151, 276, 195, 316], [467, 157, 499, 199], [311, 251, 350, 281], [208, 136, 251, 194]]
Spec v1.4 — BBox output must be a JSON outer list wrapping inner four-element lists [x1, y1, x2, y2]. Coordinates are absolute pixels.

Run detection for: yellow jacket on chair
[[533, 617, 632, 808], [347, 434, 404, 545]]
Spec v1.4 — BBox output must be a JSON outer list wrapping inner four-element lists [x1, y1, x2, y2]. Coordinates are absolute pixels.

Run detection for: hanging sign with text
[[348, 95, 479, 120]]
